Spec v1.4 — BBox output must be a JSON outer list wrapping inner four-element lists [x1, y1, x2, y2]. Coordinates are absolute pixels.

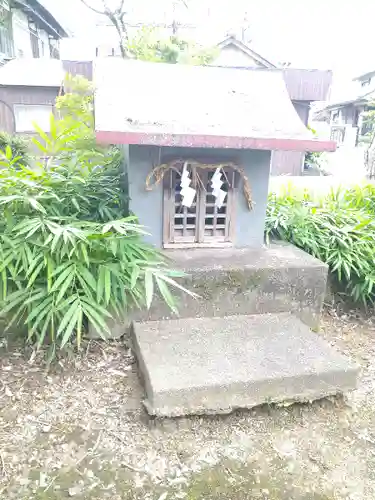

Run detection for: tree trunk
[[108, 13, 128, 58]]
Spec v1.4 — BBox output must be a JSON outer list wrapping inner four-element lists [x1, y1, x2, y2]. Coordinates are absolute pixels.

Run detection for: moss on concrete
[[189, 269, 268, 301]]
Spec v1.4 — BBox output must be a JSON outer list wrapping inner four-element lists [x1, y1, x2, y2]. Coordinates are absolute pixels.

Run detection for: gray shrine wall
[[126, 145, 271, 248]]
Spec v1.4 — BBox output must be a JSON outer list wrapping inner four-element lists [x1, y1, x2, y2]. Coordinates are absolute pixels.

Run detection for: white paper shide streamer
[[180, 162, 196, 207], [211, 167, 227, 209]]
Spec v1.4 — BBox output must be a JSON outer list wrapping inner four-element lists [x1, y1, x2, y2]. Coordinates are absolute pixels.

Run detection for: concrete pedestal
[[89, 244, 329, 339], [130, 243, 329, 331]]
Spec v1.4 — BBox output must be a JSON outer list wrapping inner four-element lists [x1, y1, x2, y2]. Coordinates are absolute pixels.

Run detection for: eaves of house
[[353, 69, 375, 82], [12, 0, 68, 38], [323, 89, 375, 111], [0, 58, 93, 87], [216, 35, 277, 69]]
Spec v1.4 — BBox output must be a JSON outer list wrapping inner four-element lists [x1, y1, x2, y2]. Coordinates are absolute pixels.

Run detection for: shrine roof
[[94, 58, 335, 153]]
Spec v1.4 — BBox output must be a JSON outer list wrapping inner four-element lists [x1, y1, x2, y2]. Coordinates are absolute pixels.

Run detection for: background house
[[0, 58, 92, 134], [0, 0, 67, 61], [211, 36, 332, 176], [319, 70, 375, 147]]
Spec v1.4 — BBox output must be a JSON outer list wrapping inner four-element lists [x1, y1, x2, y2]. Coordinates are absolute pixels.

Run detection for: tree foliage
[[56, 74, 94, 129], [126, 27, 217, 65], [79, 0, 216, 64]]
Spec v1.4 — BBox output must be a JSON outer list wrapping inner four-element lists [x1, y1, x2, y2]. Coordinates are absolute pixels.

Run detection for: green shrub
[[343, 183, 375, 214], [265, 184, 375, 304], [0, 132, 29, 165], [0, 78, 195, 357]]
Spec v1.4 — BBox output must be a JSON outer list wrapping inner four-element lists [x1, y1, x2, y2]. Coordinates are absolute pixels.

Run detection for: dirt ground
[[0, 307, 374, 500]]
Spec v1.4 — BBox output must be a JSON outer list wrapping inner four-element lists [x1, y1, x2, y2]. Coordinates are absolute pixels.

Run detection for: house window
[[0, 1, 14, 58], [14, 104, 52, 132], [163, 162, 237, 248], [28, 20, 39, 58], [49, 37, 60, 59]]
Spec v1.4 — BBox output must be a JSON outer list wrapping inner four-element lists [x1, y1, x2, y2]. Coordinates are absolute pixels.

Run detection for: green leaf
[[23, 289, 47, 305], [57, 297, 79, 336], [80, 243, 89, 266], [0, 251, 16, 273], [75, 304, 83, 348], [155, 276, 178, 314], [78, 266, 97, 291], [51, 261, 73, 277], [1, 269, 7, 299], [37, 310, 53, 348], [27, 197, 46, 214], [51, 230, 63, 253], [27, 261, 45, 288], [58, 299, 81, 347], [130, 265, 140, 289], [76, 274, 94, 299], [151, 271, 199, 300], [55, 270, 75, 304], [104, 267, 111, 305], [50, 264, 75, 293], [81, 300, 111, 333], [31, 137, 48, 153], [97, 265, 105, 303], [6, 301, 29, 331], [144, 269, 154, 309], [72, 197, 80, 211], [26, 295, 54, 325], [81, 297, 112, 318], [47, 257, 53, 292], [0, 289, 28, 315], [33, 121, 52, 144]]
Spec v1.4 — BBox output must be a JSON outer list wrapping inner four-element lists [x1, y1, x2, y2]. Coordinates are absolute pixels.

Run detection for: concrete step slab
[[132, 313, 359, 417]]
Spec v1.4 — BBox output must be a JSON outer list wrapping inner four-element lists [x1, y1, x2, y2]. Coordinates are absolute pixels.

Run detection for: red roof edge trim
[[96, 130, 337, 153]]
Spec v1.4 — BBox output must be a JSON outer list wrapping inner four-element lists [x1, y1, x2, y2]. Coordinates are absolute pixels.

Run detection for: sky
[[47, 0, 375, 89]]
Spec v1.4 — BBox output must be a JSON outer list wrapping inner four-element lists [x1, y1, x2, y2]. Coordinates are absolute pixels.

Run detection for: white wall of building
[[60, 37, 95, 60], [212, 45, 261, 68], [95, 25, 122, 57], [60, 25, 120, 59]]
